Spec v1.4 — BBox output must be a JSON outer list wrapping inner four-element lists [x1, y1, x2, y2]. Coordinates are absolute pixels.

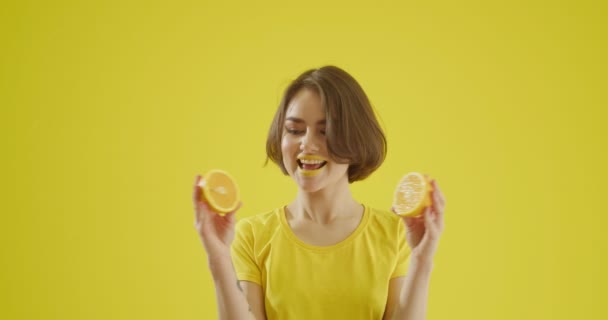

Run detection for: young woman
[[193, 66, 446, 320]]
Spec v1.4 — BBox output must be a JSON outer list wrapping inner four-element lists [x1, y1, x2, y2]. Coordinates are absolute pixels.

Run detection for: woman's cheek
[[281, 138, 293, 173]]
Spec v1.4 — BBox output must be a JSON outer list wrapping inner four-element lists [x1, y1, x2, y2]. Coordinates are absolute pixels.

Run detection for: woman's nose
[[300, 132, 320, 153]]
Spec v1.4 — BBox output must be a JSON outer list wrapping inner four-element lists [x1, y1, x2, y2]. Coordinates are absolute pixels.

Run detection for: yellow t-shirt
[[230, 205, 411, 320]]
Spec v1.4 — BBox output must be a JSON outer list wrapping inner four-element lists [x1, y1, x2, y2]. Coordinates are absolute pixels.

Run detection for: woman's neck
[[288, 177, 362, 225]]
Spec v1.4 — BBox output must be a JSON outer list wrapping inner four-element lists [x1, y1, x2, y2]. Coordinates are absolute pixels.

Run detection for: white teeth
[[299, 159, 326, 164]]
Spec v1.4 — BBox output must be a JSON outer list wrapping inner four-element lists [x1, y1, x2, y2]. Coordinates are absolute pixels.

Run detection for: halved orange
[[392, 172, 433, 217], [198, 169, 240, 214]]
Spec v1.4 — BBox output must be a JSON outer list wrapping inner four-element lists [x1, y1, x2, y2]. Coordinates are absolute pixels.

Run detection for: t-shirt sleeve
[[390, 219, 412, 279], [230, 219, 262, 285]]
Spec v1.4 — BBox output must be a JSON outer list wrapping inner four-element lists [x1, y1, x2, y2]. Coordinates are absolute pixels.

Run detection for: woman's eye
[[286, 128, 303, 135], [320, 130, 326, 135]]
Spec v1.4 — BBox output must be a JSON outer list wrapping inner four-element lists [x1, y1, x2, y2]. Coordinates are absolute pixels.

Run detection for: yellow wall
[[2, 0, 606, 319]]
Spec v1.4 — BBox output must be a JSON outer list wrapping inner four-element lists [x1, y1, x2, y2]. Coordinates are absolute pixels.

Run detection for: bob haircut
[[266, 66, 387, 183]]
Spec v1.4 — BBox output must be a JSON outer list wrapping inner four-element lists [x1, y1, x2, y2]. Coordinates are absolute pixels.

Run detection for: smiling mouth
[[297, 159, 328, 171]]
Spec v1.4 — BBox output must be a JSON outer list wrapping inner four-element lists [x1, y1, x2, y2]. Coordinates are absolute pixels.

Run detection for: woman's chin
[[294, 178, 320, 192], [293, 171, 325, 192]]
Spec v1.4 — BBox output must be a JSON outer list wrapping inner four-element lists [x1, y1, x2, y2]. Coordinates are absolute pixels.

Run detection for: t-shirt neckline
[[278, 204, 370, 252]]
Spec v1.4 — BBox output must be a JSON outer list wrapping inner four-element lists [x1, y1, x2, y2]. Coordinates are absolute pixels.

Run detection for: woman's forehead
[[285, 89, 325, 121]]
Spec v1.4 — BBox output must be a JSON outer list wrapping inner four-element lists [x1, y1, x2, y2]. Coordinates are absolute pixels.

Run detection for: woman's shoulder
[[235, 207, 283, 235], [364, 205, 404, 234], [366, 206, 401, 224]]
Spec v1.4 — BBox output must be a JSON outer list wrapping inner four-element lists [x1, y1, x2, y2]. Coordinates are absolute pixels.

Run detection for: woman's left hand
[[394, 176, 446, 264]]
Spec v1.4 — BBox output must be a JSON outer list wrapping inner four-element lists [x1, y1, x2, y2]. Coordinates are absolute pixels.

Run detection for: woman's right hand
[[192, 175, 242, 263]]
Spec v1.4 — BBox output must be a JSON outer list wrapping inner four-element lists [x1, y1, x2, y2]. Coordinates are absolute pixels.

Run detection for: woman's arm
[[209, 257, 261, 320], [240, 280, 267, 320], [391, 256, 433, 320], [192, 175, 264, 320], [388, 178, 446, 320]]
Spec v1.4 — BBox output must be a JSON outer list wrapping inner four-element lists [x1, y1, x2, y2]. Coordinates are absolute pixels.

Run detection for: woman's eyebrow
[[285, 117, 326, 125]]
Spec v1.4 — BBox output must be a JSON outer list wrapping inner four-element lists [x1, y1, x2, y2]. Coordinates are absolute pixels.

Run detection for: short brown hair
[[266, 66, 387, 183]]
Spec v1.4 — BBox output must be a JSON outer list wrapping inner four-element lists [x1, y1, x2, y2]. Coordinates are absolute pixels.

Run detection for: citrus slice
[[198, 169, 240, 214], [392, 172, 433, 217]]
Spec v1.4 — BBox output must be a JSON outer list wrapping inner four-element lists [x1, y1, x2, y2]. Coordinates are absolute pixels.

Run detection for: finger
[[193, 180, 214, 225], [431, 180, 446, 207], [193, 175, 202, 223], [423, 207, 440, 240], [420, 206, 432, 227], [415, 208, 436, 250], [195, 201, 212, 226], [432, 187, 444, 214], [429, 180, 438, 208], [424, 205, 434, 222], [193, 175, 202, 203], [404, 213, 424, 228], [431, 202, 444, 232], [225, 210, 236, 224], [428, 178, 445, 211], [404, 216, 413, 224], [404, 216, 416, 228], [432, 197, 446, 233], [225, 201, 243, 224]]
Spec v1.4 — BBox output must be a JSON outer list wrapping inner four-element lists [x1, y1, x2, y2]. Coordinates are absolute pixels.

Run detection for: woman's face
[[281, 89, 349, 193]]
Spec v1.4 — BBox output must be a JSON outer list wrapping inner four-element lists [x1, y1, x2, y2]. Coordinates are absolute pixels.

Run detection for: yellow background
[[2, 0, 606, 319]]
